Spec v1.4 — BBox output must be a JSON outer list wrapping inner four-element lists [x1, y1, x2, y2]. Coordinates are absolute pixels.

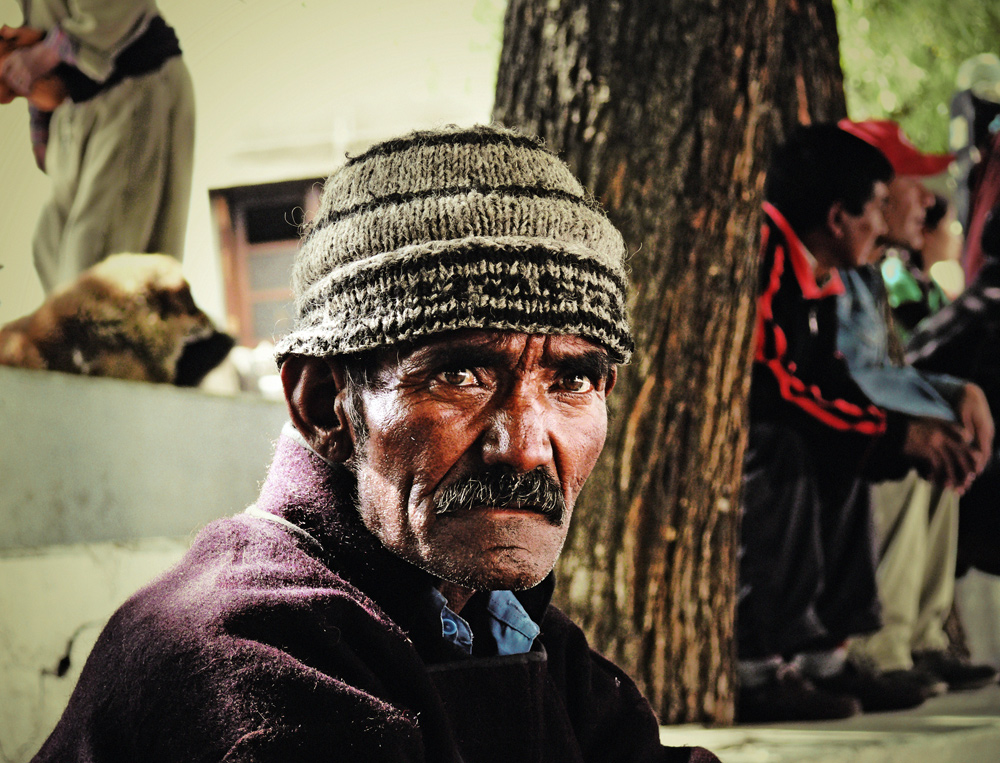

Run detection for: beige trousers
[[849, 471, 958, 671], [33, 55, 195, 293]]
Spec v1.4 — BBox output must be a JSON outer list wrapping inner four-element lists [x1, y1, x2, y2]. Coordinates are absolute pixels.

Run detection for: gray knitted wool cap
[[273, 124, 633, 365]]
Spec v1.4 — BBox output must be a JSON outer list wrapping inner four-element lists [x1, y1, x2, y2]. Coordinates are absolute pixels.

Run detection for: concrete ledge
[[659, 685, 1000, 762], [0, 366, 288, 550]]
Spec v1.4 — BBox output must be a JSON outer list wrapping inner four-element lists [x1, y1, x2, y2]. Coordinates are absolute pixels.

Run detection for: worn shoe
[[737, 668, 861, 723], [912, 650, 999, 691], [882, 667, 948, 698], [810, 660, 926, 712]]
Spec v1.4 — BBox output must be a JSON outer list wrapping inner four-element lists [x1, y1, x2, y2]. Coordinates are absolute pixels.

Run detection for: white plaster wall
[[0, 0, 506, 327], [0, 539, 189, 762]]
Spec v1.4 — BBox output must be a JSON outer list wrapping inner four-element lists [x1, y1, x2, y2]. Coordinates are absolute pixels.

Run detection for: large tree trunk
[[493, 0, 846, 724], [776, 0, 848, 136]]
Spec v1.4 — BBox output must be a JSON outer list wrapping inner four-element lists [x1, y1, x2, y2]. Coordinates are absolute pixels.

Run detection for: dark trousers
[[737, 422, 881, 660]]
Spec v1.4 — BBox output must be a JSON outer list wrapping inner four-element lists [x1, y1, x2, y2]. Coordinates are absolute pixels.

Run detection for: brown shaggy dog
[[0, 254, 234, 386]]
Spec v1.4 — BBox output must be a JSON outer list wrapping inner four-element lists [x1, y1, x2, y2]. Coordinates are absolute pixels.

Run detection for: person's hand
[[902, 417, 978, 493], [1, 43, 59, 97], [956, 382, 994, 475]]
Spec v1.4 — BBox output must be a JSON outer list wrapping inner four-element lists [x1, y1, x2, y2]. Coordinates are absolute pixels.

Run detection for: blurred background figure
[[837, 119, 998, 697], [882, 194, 965, 344], [950, 54, 1000, 234], [919, 196, 966, 299], [950, 53, 1000, 283], [908, 206, 1000, 585], [960, 127, 1000, 284], [0, 1, 194, 295]]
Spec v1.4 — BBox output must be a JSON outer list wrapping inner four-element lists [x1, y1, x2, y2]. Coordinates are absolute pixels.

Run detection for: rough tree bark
[[777, 0, 849, 137], [493, 0, 846, 724]]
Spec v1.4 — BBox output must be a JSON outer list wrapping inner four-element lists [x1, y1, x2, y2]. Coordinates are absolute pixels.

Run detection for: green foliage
[[835, 0, 1000, 152]]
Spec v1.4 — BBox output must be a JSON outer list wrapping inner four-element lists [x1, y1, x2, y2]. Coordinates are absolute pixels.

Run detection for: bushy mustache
[[434, 465, 566, 524]]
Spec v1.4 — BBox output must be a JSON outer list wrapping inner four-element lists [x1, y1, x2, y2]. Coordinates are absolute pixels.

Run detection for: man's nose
[[481, 390, 554, 473], [876, 210, 889, 237]]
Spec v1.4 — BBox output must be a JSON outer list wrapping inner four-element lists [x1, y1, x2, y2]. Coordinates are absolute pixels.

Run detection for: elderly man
[[32, 125, 719, 763], [836, 120, 998, 694]]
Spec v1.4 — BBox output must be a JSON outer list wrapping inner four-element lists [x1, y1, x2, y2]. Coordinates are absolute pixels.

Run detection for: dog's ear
[[140, 269, 234, 386], [174, 332, 235, 386]]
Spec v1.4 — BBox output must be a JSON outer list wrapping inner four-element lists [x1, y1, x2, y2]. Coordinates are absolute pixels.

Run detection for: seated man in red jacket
[[32, 125, 719, 763], [738, 124, 945, 722]]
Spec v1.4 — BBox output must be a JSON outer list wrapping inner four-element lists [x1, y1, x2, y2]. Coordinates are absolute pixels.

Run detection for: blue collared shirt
[[427, 588, 541, 656], [837, 265, 963, 419]]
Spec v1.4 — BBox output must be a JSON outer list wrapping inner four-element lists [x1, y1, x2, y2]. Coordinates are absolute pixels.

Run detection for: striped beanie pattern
[[273, 124, 633, 365]]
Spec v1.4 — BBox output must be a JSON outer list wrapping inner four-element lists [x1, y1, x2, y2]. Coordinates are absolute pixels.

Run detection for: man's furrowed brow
[[404, 342, 508, 373], [399, 337, 612, 379], [553, 350, 611, 382]]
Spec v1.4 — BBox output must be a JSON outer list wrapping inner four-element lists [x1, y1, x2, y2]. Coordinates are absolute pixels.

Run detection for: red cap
[[838, 119, 954, 177]]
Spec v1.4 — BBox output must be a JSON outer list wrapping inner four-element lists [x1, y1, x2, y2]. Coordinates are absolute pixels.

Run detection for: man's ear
[[827, 201, 848, 239], [280, 356, 355, 463], [605, 365, 618, 396]]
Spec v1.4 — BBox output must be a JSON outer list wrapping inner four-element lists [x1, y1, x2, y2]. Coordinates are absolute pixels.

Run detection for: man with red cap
[[835, 119, 998, 694]]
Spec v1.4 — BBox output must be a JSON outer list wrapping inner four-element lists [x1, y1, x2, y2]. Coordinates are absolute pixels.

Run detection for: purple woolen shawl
[[32, 434, 720, 763]]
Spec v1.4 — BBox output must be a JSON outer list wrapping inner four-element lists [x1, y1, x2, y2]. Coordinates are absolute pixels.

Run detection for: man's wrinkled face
[[883, 175, 935, 250], [349, 330, 614, 591]]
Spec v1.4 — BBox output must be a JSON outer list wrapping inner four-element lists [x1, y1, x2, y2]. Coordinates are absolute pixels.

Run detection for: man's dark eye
[[558, 374, 594, 393], [437, 368, 477, 386]]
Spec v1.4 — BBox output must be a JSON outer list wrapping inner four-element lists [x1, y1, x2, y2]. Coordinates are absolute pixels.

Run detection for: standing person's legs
[[138, 56, 195, 259], [32, 58, 195, 294], [33, 98, 86, 294]]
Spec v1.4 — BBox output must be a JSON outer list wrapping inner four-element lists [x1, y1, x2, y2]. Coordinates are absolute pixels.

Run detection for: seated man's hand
[[902, 417, 978, 493], [956, 382, 994, 476]]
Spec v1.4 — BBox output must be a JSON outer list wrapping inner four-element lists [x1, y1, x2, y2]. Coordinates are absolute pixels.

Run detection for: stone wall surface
[[0, 367, 286, 762], [0, 366, 288, 549]]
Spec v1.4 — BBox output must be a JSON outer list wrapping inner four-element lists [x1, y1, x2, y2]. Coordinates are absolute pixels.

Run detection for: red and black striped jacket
[[749, 203, 900, 468]]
